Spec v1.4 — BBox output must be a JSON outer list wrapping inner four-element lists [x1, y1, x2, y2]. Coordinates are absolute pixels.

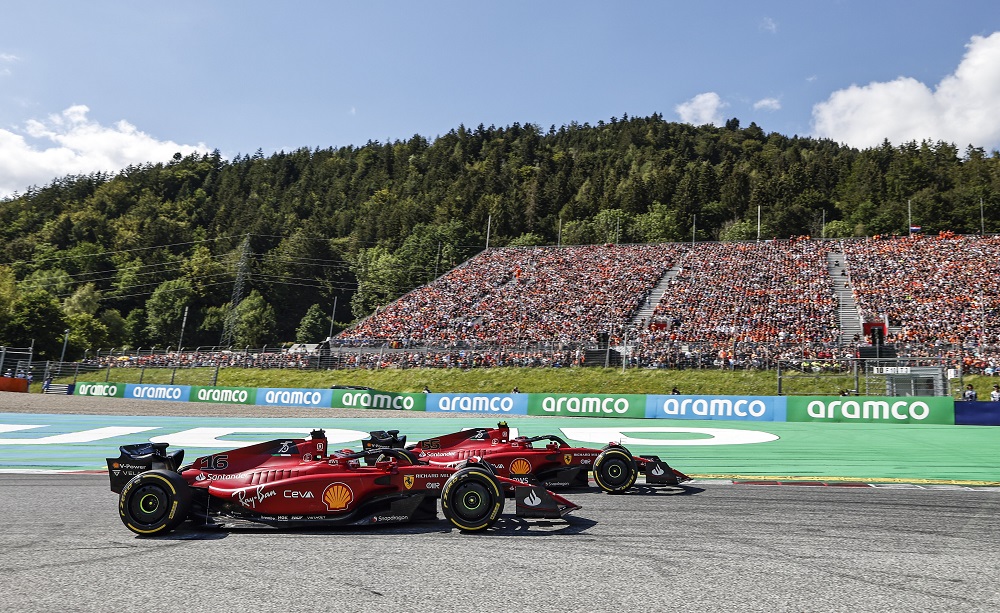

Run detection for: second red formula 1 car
[[107, 428, 579, 536], [363, 421, 691, 494]]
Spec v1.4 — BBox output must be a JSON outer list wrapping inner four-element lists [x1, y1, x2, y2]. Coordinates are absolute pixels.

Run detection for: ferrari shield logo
[[403, 475, 415, 490], [563, 453, 572, 465]]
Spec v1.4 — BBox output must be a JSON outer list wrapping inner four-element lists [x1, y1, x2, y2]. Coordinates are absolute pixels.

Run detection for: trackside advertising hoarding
[[74, 382, 125, 398], [125, 384, 191, 402], [527, 393, 646, 418], [425, 393, 528, 415], [331, 389, 425, 411], [190, 386, 256, 405], [786, 396, 954, 424], [256, 387, 333, 408], [646, 395, 787, 422]]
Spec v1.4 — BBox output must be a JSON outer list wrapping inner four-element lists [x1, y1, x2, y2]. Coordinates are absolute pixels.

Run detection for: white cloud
[[675, 92, 727, 126], [812, 32, 1000, 150], [760, 17, 777, 34], [0, 105, 209, 198], [0, 53, 16, 77], [754, 97, 781, 111]]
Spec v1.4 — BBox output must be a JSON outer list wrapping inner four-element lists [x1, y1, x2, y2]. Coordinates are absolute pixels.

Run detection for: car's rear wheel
[[441, 467, 504, 532], [592, 447, 638, 494], [119, 470, 192, 536]]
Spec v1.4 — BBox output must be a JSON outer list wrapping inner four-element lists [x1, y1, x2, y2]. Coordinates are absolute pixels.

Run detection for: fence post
[[73, 362, 80, 384], [171, 367, 177, 385], [776, 361, 782, 395], [212, 363, 220, 386], [105, 364, 111, 382], [139, 366, 144, 384]]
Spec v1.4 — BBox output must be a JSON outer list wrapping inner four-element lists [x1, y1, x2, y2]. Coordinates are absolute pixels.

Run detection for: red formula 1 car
[[107, 428, 578, 536], [363, 421, 691, 494]]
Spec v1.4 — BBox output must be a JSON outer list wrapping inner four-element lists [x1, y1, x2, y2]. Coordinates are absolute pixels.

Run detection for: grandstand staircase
[[43, 383, 71, 395], [827, 250, 863, 346], [580, 260, 686, 368], [629, 261, 684, 329]]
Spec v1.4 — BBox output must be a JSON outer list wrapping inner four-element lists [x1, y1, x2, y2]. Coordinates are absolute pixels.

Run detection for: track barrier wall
[[955, 400, 1000, 426], [69, 383, 1000, 426], [786, 396, 955, 424], [0, 377, 29, 393], [646, 395, 786, 421]]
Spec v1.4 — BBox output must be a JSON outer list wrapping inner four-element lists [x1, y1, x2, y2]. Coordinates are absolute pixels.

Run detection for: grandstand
[[66, 234, 1000, 381], [332, 234, 1000, 375]]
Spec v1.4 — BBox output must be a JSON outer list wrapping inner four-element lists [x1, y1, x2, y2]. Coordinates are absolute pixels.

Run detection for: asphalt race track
[[2, 473, 997, 612]]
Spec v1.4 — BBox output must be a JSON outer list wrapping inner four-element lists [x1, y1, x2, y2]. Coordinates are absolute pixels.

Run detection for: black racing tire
[[440, 467, 504, 532], [118, 470, 192, 536], [592, 447, 638, 494]]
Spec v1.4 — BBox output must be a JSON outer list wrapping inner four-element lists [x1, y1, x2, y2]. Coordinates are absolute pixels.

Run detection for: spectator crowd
[[82, 234, 1000, 374]]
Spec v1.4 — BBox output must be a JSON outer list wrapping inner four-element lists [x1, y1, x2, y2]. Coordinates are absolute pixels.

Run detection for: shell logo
[[509, 458, 532, 475], [322, 482, 354, 511]]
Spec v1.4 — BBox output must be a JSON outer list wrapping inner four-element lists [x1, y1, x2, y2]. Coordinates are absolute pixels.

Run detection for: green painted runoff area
[[0, 413, 997, 485]]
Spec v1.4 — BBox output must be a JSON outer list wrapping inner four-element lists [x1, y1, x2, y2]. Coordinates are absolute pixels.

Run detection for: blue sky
[[2, 1, 1000, 197]]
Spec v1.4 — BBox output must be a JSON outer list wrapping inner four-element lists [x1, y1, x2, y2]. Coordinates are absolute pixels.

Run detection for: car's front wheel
[[592, 447, 638, 493], [118, 470, 192, 536], [441, 467, 504, 532]]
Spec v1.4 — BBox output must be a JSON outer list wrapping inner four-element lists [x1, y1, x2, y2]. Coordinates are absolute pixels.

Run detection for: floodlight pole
[[177, 306, 189, 351], [60, 329, 70, 363], [328, 297, 338, 340]]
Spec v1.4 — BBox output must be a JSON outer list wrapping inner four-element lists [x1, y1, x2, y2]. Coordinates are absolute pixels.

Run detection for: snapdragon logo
[[129, 385, 183, 400], [76, 383, 119, 397], [438, 396, 514, 412], [341, 391, 415, 411]]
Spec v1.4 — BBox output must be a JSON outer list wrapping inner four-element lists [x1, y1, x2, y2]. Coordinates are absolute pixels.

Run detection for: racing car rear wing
[[106, 442, 185, 494]]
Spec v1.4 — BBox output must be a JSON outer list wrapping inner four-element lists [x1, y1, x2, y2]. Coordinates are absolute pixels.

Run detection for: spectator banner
[[645, 394, 787, 422], [190, 386, 256, 405], [74, 382, 126, 398], [256, 387, 333, 408], [425, 393, 528, 415], [125, 384, 191, 402], [527, 393, 646, 418], [786, 396, 954, 424], [331, 389, 425, 411]]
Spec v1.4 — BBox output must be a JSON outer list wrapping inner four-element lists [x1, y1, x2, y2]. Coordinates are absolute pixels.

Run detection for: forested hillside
[[1, 114, 998, 359]]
